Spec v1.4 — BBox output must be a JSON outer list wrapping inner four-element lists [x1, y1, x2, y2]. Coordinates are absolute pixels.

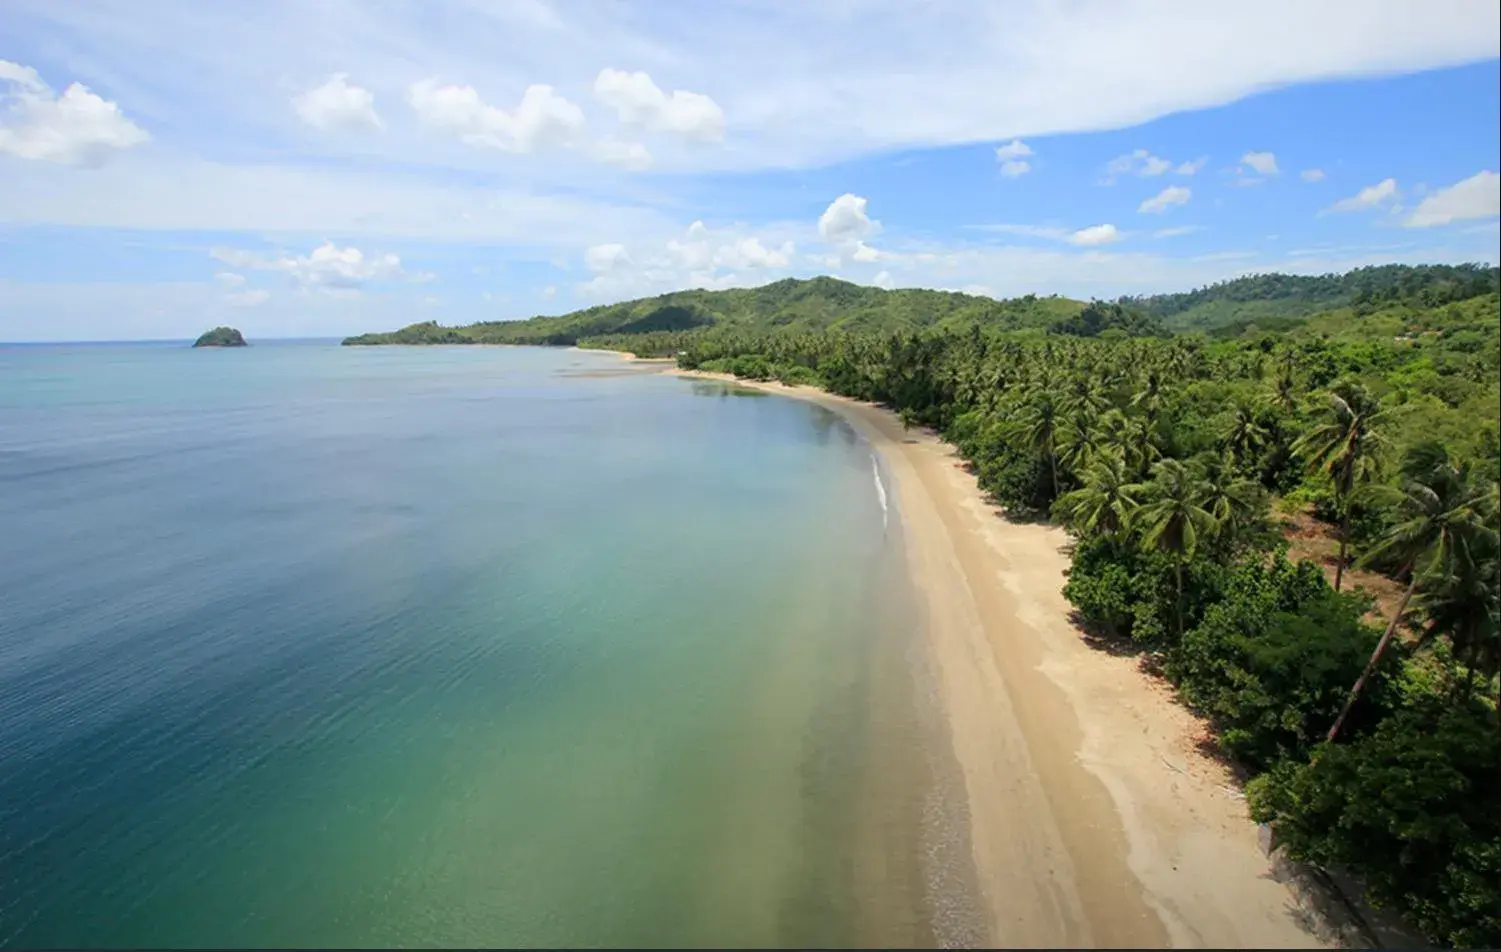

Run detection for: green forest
[[352, 262, 1500, 946]]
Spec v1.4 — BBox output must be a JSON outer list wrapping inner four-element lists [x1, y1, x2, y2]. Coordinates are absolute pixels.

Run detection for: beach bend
[[669, 368, 1327, 950]]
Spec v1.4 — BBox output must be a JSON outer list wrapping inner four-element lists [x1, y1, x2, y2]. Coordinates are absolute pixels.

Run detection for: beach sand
[[665, 368, 1330, 949]]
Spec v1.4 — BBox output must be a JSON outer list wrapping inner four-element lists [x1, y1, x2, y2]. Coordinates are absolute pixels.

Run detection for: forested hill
[[1122, 263, 1498, 333], [344, 264, 1498, 347], [342, 277, 1090, 345]]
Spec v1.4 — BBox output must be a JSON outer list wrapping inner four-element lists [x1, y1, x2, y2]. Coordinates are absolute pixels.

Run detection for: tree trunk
[[1334, 505, 1350, 592], [1326, 571, 1417, 743], [1049, 447, 1060, 503], [1174, 559, 1185, 639]]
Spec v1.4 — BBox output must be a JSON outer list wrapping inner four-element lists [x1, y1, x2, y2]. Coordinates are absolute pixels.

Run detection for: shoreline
[[662, 366, 1331, 949]]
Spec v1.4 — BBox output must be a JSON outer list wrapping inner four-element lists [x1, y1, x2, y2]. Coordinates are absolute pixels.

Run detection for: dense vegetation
[[1122, 263, 1498, 333], [586, 267, 1496, 947], [342, 277, 1085, 345], [348, 262, 1500, 945], [192, 326, 246, 347]]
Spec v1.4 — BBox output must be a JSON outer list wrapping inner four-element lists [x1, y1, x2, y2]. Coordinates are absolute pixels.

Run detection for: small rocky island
[[193, 326, 247, 348]]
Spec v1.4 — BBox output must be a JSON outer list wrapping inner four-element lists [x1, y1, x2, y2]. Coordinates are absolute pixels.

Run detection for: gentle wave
[[871, 454, 889, 530]]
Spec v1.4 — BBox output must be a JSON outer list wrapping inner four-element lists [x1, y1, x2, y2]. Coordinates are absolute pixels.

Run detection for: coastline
[[662, 366, 1330, 949]]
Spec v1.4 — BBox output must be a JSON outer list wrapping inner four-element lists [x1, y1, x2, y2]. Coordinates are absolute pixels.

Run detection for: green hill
[[342, 277, 1087, 346], [1122, 263, 1498, 332]]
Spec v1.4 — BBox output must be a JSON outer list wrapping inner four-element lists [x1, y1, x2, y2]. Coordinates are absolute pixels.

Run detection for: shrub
[[1248, 700, 1501, 948]]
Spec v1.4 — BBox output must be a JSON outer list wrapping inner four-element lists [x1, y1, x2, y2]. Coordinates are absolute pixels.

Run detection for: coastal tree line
[[586, 285, 1500, 947]]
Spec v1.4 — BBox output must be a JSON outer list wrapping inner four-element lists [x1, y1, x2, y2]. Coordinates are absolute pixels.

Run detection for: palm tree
[[1054, 453, 1139, 537], [1415, 544, 1500, 699], [1220, 399, 1268, 471], [1325, 451, 1498, 741], [1132, 458, 1217, 638], [1196, 451, 1269, 547], [1016, 388, 1063, 502], [1058, 409, 1101, 473], [1292, 382, 1390, 591]]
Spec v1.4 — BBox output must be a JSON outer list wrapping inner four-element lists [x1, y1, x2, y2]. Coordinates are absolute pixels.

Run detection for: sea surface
[[0, 342, 979, 948]]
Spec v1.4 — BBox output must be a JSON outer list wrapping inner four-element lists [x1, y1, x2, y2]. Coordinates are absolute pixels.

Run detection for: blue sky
[[1, 1, 1498, 341]]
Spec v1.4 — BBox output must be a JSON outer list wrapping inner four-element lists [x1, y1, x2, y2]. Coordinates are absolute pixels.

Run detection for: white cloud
[[210, 241, 412, 290], [585, 242, 631, 272], [715, 236, 793, 269], [593, 68, 725, 143], [818, 193, 879, 244], [293, 74, 380, 131], [1139, 185, 1191, 213], [1102, 148, 1181, 182], [1141, 154, 1172, 176], [995, 138, 1033, 176], [1241, 150, 1279, 175], [995, 138, 1032, 160], [1404, 170, 1500, 227], [871, 269, 895, 289], [1300, 167, 1326, 182], [594, 138, 653, 170], [851, 241, 884, 262], [0, 59, 149, 165], [1175, 157, 1207, 175], [1326, 177, 1399, 213], [1068, 223, 1121, 246], [541, 285, 558, 300], [408, 79, 584, 152]]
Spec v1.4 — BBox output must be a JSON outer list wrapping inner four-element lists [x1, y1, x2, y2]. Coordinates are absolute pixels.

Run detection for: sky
[[1, 0, 1499, 342]]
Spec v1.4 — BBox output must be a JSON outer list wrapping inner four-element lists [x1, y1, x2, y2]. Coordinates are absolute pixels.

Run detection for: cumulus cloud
[[1404, 170, 1499, 227], [408, 79, 584, 152], [210, 241, 414, 291], [1068, 223, 1121, 246], [0, 60, 149, 165], [293, 74, 380, 131], [576, 220, 798, 300], [1139, 185, 1191, 214], [1241, 151, 1279, 175], [1301, 168, 1326, 182], [1326, 177, 1399, 213], [818, 193, 879, 244], [1175, 157, 1208, 176], [995, 138, 1032, 177], [871, 270, 895, 289], [585, 242, 631, 272], [593, 69, 725, 143]]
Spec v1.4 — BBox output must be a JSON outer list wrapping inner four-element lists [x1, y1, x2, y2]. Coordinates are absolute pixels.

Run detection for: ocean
[[0, 342, 979, 948]]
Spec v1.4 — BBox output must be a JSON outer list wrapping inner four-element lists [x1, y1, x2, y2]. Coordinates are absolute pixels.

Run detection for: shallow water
[[0, 342, 978, 948]]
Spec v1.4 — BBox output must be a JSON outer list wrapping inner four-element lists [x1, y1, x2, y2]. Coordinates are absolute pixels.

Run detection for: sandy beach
[[664, 367, 1330, 949]]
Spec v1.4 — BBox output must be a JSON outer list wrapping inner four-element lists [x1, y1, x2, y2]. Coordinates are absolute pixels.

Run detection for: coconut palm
[[1015, 388, 1063, 502], [1292, 381, 1390, 591], [1196, 451, 1269, 547], [1132, 458, 1217, 637], [1220, 399, 1269, 470], [1054, 453, 1139, 537], [1325, 450, 1498, 741]]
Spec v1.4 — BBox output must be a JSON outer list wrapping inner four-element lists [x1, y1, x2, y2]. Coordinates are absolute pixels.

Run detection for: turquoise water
[[0, 343, 977, 948]]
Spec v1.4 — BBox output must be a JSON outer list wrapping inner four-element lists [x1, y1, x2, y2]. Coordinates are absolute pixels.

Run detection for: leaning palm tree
[[1054, 453, 1139, 538], [1132, 458, 1218, 638], [1415, 543, 1500, 699], [1325, 450, 1498, 741], [1292, 381, 1390, 591]]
